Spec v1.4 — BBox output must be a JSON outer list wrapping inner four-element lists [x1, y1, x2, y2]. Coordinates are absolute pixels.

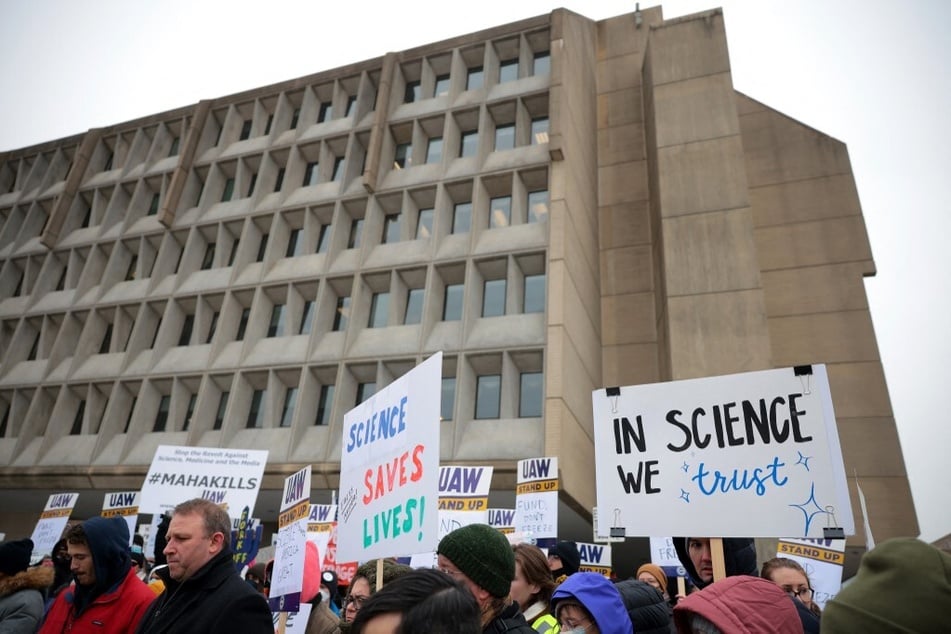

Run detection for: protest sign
[[271, 603, 311, 634], [776, 537, 845, 610], [139, 445, 268, 518], [488, 508, 516, 535], [30, 492, 78, 563], [270, 466, 311, 613], [337, 352, 441, 562], [577, 541, 612, 576], [515, 457, 558, 549], [101, 491, 139, 545], [232, 506, 263, 571], [593, 365, 854, 538], [592, 507, 625, 544], [306, 504, 336, 573], [437, 465, 493, 536], [649, 536, 688, 579]]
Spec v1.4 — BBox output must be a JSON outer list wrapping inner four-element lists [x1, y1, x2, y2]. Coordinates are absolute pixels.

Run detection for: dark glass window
[[286, 229, 301, 258], [103, 151, 114, 171], [303, 162, 319, 186], [467, 66, 484, 90], [246, 173, 257, 197], [178, 315, 194, 346], [123, 397, 137, 434], [246, 389, 265, 428], [318, 102, 332, 123], [221, 178, 235, 202], [150, 318, 162, 349], [201, 243, 216, 270], [499, 58, 519, 83], [264, 114, 274, 135], [404, 288, 424, 325], [489, 196, 512, 228], [356, 382, 376, 405], [148, 193, 161, 215], [256, 233, 269, 262], [299, 300, 315, 335], [524, 274, 546, 313], [315, 384, 334, 425], [348, 219, 364, 249], [368, 292, 390, 328], [441, 377, 456, 421], [99, 324, 113, 354], [207, 311, 219, 343], [333, 296, 350, 331], [475, 375, 501, 419], [279, 387, 298, 428], [236, 308, 250, 341], [482, 279, 506, 317], [183, 394, 197, 431], [169, 136, 180, 156], [416, 208, 434, 239], [394, 142, 411, 169], [495, 123, 515, 151], [520, 372, 543, 417], [267, 304, 286, 337], [404, 80, 421, 103], [290, 108, 301, 129], [452, 201, 472, 234], [274, 167, 285, 192], [331, 157, 345, 182], [28, 332, 40, 360], [125, 255, 137, 281], [214, 392, 229, 430], [80, 205, 91, 228], [153, 395, 170, 432], [346, 95, 357, 117], [239, 119, 253, 140], [460, 131, 478, 158], [443, 283, 463, 321], [528, 190, 549, 223], [228, 239, 240, 266], [435, 74, 451, 97], [316, 224, 330, 254], [383, 214, 401, 244]]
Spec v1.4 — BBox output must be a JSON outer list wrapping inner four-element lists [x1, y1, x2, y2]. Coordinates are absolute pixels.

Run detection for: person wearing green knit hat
[[437, 524, 536, 634], [822, 537, 951, 633]]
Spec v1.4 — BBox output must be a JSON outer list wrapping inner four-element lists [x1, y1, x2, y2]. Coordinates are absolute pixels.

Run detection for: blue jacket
[[551, 573, 633, 634]]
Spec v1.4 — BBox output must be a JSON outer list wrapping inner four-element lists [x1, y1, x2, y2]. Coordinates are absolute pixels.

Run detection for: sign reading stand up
[[592, 365, 853, 538]]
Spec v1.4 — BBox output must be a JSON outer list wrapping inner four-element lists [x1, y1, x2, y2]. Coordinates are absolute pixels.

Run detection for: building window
[[475, 375, 501, 419], [331, 157, 345, 182], [489, 196, 511, 228], [383, 214, 401, 244], [346, 95, 358, 117], [236, 307, 250, 341], [183, 393, 197, 431], [527, 189, 549, 223], [256, 233, 269, 261], [394, 142, 411, 169], [178, 315, 194, 346], [495, 123, 515, 151], [315, 384, 335, 425], [356, 382, 376, 405], [368, 292, 390, 328], [153, 395, 170, 432], [207, 311, 219, 343], [148, 193, 161, 216], [404, 80, 421, 103], [467, 66, 484, 90], [104, 151, 114, 171], [99, 324, 113, 354], [201, 243, 216, 270], [520, 372, 543, 417], [348, 218, 364, 249], [70, 400, 86, 435], [443, 283, 463, 321], [264, 114, 274, 135], [286, 229, 301, 257], [499, 58, 519, 82], [303, 161, 319, 186], [125, 255, 138, 281], [239, 119, 253, 141], [246, 173, 258, 197], [316, 224, 330, 254], [333, 296, 351, 331], [213, 391, 229, 430], [290, 108, 301, 129], [274, 167, 286, 192], [460, 131, 478, 158], [228, 239, 240, 266], [246, 389, 265, 428], [533, 51, 550, 75], [435, 74, 451, 97], [452, 201, 472, 234], [169, 136, 180, 157], [80, 205, 92, 228], [416, 208, 434, 239], [221, 178, 235, 202], [28, 332, 40, 360], [317, 102, 332, 123], [123, 397, 136, 433], [425, 137, 443, 164], [267, 304, 286, 337], [524, 273, 546, 313], [531, 117, 549, 144], [279, 387, 298, 428], [483, 279, 506, 317], [441, 377, 456, 421], [299, 300, 315, 335], [150, 318, 162, 349], [404, 288, 424, 325]]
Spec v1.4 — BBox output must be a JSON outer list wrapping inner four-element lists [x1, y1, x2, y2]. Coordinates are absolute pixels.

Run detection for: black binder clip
[[823, 506, 845, 539], [793, 365, 813, 395], [609, 508, 626, 539]]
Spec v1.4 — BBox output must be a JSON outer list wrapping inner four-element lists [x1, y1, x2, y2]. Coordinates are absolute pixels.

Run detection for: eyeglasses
[[785, 587, 813, 601], [344, 594, 368, 610], [439, 566, 464, 579], [558, 619, 590, 633]]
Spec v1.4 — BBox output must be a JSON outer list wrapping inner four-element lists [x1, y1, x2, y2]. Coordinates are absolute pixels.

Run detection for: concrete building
[[0, 5, 917, 570]]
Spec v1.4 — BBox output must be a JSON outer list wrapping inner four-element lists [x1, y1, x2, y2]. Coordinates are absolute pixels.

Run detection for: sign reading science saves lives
[[593, 365, 853, 539], [336, 352, 441, 562]]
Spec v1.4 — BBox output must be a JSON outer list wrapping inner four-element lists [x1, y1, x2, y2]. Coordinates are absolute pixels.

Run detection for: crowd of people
[[1, 501, 948, 633]]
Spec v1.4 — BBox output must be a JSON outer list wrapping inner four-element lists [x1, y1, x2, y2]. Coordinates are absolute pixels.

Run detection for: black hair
[[350, 568, 480, 634]]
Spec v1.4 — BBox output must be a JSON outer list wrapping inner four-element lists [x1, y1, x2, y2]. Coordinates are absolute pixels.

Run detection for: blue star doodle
[[795, 451, 812, 472], [789, 482, 829, 535], [679, 489, 690, 503], [682, 461, 690, 473]]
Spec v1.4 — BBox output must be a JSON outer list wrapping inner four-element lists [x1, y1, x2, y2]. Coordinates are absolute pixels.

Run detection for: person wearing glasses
[[760, 557, 820, 633], [340, 559, 412, 625], [550, 571, 633, 634]]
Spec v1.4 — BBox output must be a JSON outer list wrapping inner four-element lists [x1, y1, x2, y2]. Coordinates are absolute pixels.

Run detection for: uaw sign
[[515, 457, 558, 548]]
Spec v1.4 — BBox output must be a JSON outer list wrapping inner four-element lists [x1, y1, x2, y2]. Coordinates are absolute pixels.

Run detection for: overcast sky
[[1, 0, 948, 543]]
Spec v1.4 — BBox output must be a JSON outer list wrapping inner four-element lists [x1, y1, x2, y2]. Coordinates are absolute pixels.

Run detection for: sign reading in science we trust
[[593, 365, 854, 538], [336, 352, 441, 562]]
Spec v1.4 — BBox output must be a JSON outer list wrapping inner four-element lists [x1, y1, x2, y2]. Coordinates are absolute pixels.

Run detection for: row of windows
[[0, 355, 544, 439]]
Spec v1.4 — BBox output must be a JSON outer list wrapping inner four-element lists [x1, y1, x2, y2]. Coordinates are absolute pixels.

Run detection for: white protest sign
[[139, 445, 268, 518], [270, 465, 311, 613], [306, 504, 336, 570], [577, 541, 612, 576], [30, 493, 78, 563], [337, 352, 441, 562], [776, 537, 846, 610], [593, 365, 854, 538], [592, 507, 625, 543], [102, 491, 140, 545], [515, 457, 559, 548], [488, 508, 516, 535], [271, 603, 311, 634], [144, 513, 164, 561], [649, 536, 687, 578], [437, 465, 493, 537]]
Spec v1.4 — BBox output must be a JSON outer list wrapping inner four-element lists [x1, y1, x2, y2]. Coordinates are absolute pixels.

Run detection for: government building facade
[[0, 5, 917, 567]]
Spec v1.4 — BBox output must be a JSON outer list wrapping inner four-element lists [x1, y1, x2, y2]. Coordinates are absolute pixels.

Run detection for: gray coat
[[0, 565, 53, 634]]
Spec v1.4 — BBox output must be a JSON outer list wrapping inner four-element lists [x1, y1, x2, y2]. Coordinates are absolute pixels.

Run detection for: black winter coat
[[135, 550, 272, 634]]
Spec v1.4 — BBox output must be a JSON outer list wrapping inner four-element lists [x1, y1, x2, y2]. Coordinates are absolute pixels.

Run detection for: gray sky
[[1, 0, 948, 543]]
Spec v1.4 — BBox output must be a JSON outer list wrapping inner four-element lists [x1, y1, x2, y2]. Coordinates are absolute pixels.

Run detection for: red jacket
[[673, 575, 803, 634], [40, 568, 156, 634]]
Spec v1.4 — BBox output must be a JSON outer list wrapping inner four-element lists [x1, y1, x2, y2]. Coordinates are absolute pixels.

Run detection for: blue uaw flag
[[232, 505, 262, 571]]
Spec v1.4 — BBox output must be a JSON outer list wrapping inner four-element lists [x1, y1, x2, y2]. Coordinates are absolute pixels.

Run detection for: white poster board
[[102, 491, 140, 545], [139, 445, 268, 519], [270, 465, 311, 613], [306, 504, 336, 570], [337, 352, 442, 562], [776, 537, 846, 610], [577, 541, 612, 576], [515, 457, 559, 548], [488, 508, 516, 535], [593, 365, 854, 538], [649, 536, 687, 579], [272, 603, 311, 634], [437, 465, 493, 537], [30, 492, 78, 563]]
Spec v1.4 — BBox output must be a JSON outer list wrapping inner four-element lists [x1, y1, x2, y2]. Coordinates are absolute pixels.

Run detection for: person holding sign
[[40, 517, 156, 634], [436, 524, 536, 634], [673, 537, 757, 591], [135, 498, 272, 634]]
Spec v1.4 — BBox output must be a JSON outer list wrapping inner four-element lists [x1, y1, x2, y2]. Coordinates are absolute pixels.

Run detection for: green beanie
[[823, 538, 951, 633], [437, 523, 514, 598], [355, 558, 413, 590]]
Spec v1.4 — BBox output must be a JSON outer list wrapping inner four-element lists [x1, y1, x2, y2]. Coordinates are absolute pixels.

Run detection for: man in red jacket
[[40, 516, 156, 634]]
